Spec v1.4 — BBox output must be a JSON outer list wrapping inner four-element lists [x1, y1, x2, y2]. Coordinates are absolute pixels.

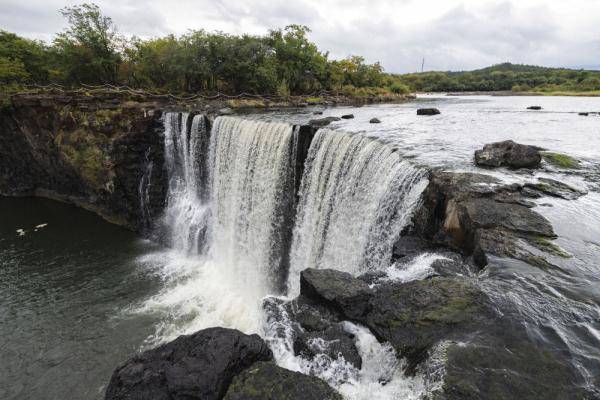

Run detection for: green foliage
[[398, 63, 600, 93], [52, 3, 122, 84], [0, 3, 390, 97]]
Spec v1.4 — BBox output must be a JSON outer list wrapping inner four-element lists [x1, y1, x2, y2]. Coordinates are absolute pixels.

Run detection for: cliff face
[[0, 92, 169, 231]]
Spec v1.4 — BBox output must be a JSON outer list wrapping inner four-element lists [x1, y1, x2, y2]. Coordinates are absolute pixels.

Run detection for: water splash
[[288, 129, 427, 295]]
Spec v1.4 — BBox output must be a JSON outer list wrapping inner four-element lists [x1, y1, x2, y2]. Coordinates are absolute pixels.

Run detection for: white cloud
[[0, 0, 599, 72]]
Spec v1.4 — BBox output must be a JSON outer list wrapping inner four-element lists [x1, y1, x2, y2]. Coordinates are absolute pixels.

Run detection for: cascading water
[[288, 128, 427, 295], [161, 112, 210, 254], [135, 114, 297, 341], [136, 115, 430, 399]]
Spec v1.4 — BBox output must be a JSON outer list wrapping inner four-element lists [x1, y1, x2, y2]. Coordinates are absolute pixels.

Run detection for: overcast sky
[[1, 0, 599, 73]]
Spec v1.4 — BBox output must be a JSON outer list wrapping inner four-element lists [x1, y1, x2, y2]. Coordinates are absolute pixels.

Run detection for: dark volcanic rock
[[527, 105, 542, 110], [105, 327, 273, 400], [300, 269, 373, 320], [308, 116, 341, 128], [474, 140, 542, 169], [422, 333, 590, 400], [417, 108, 441, 115], [369, 117, 381, 123], [411, 171, 558, 268], [294, 323, 362, 369], [223, 361, 342, 400], [364, 277, 490, 372], [340, 114, 354, 119]]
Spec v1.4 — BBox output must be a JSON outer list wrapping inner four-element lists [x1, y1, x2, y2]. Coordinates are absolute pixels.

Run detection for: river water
[[1, 95, 599, 399]]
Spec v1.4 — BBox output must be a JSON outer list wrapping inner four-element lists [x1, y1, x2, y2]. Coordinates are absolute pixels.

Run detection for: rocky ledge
[[406, 171, 579, 268]]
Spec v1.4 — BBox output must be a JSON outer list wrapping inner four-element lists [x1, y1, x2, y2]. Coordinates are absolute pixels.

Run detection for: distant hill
[[399, 62, 600, 93]]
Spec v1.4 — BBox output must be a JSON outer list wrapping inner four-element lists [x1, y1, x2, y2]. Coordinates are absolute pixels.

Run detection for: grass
[[541, 152, 580, 169]]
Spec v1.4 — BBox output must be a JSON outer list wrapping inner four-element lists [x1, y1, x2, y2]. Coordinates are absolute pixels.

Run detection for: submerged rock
[[541, 151, 580, 169], [417, 108, 441, 115], [527, 105, 542, 110], [340, 114, 354, 119], [105, 327, 272, 400], [294, 323, 362, 369], [579, 112, 589, 116], [474, 140, 542, 169], [524, 178, 587, 200], [308, 116, 341, 128], [224, 361, 342, 400], [369, 117, 381, 123]]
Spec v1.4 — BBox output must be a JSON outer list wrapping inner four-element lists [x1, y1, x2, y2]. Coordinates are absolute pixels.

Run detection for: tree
[[52, 3, 122, 84]]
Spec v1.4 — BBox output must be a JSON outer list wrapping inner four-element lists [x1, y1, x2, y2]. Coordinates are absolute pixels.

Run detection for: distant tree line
[[0, 3, 409, 97], [399, 63, 600, 93]]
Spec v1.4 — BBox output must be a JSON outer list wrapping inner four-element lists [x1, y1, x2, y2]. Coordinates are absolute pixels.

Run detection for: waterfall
[[161, 112, 210, 254], [207, 116, 296, 295], [288, 128, 427, 295]]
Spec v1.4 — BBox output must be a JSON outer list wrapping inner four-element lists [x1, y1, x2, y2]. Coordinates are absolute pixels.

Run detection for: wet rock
[[300, 269, 373, 320], [541, 151, 580, 169], [392, 235, 433, 260], [579, 112, 589, 116], [340, 114, 354, 119], [313, 111, 323, 115], [363, 277, 490, 372], [308, 116, 341, 128], [527, 105, 542, 110], [105, 327, 273, 400], [524, 178, 587, 200], [369, 117, 381, 123], [283, 295, 342, 332], [421, 333, 590, 400], [417, 108, 441, 115], [411, 171, 558, 268], [474, 140, 542, 169], [224, 361, 342, 400], [294, 323, 362, 369], [429, 256, 474, 277]]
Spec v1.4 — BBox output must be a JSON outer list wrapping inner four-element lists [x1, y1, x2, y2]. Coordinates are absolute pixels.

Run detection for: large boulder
[[364, 277, 489, 372], [474, 140, 542, 169], [293, 323, 362, 369], [417, 108, 441, 115], [300, 268, 373, 320], [105, 327, 273, 400], [223, 361, 342, 400], [410, 171, 560, 268]]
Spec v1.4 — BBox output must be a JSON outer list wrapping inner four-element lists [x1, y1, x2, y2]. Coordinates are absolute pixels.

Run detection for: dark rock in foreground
[[417, 108, 441, 115], [308, 116, 341, 128], [527, 105, 542, 110], [105, 327, 272, 400], [474, 140, 542, 169], [340, 114, 354, 119], [301, 268, 373, 320], [224, 361, 342, 400]]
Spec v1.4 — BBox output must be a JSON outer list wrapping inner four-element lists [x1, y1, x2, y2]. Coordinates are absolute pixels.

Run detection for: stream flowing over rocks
[[1, 93, 599, 400]]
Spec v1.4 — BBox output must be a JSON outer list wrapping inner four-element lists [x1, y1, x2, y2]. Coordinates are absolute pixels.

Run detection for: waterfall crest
[[288, 128, 427, 294]]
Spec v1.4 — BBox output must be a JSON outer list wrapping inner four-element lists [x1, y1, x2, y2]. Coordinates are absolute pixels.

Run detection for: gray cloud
[[1, 0, 598, 72]]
